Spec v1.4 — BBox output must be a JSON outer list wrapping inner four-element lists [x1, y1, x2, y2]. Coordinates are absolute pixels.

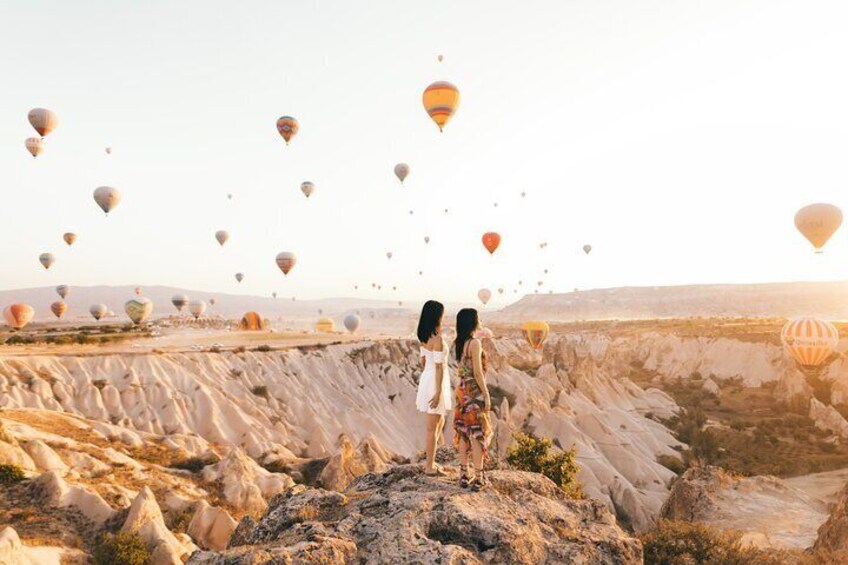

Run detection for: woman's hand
[[429, 393, 441, 409]]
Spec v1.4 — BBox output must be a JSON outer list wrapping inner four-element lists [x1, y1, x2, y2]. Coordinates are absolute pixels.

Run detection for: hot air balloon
[[188, 300, 207, 320], [63, 232, 76, 247], [424, 236, 430, 244], [56, 285, 69, 299], [583, 245, 592, 255], [125, 297, 153, 324], [272, 292, 277, 299], [93, 186, 121, 215], [135, 287, 142, 296], [422, 81, 460, 132], [3, 304, 34, 329], [276, 116, 299, 144], [478, 288, 492, 305], [301, 181, 315, 198], [522, 321, 550, 351], [215, 230, 229, 246], [795, 204, 843, 253], [275, 252, 296, 275], [227, 193, 232, 200], [209, 298, 216, 306], [315, 317, 335, 332], [50, 301, 67, 319], [394, 163, 410, 183], [171, 294, 188, 312], [344, 314, 360, 334], [25, 137, 43, 158], [105, 147, 112, 155], [235, 272, 244, 283], [781, 317, 839, 371], [437, 54, 444, 62], [482, 232, 501, 255], [28, 108, 58, 137], [39, 253, 55, 270], [386, 252, 393, 260], [89, 304, 107, 321], [238, 311, 266, 331]]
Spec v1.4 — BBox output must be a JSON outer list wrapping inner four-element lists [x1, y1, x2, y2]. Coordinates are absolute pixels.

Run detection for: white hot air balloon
[[56, 285, 70, 299], [39, 253, 55, 270], [301, 181, 315, 198], [171, 294, 189, 312], [89, 304, 108, 321], [93, 186, 121, 215], [28, 108, 59, 137], [188, 300, 207, 320], [25, 137, 44, 158], [344, 314, 361, 334]]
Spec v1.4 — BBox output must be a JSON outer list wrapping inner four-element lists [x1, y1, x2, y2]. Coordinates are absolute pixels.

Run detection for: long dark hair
[[454, 308, 479, 360], [417, 300, 444, 343]]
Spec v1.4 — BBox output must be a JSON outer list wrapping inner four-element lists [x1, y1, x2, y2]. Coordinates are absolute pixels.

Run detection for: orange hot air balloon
[[275, 252, 296, 275], [3, 304, 35, 329], [276, 116, 299, 145], [522, 321, 550, 351], [781, 317, 839, 369], [422, 81, 460, 132], [795, 204, 843, 253], [238, 311, 267, 331], [50, 301, 67, 319], [315, 317, 335, 332], [481, 232, 501, 255], [63, 232, 77, 246]]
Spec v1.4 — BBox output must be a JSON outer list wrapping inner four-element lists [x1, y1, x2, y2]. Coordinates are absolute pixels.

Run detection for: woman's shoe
[[458, 465, 471, 488], [469, 471, 489, 492]]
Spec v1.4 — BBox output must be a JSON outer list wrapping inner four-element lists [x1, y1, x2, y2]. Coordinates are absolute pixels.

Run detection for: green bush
[[251, 385, 270, 399], [169, 454, 219, 473], [0, 464, 26, 485], [506, 433, 583, 498], [92, 532, 150, 565], [642, 520, 802, 565], [656, 454, 686, 475]]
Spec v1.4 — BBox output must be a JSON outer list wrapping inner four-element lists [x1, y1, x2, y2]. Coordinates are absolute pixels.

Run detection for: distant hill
[[492, 281, 848, 321], [0, 285, 415, 323]]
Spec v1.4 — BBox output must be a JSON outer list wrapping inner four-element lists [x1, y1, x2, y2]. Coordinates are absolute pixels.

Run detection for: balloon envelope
[[275, 252, 297, 275], [482, 232, 501, 255], [781, 317, 839, 368], [238, 311, 267, 331], [301, 181, 315, 198], [25, 137, 43, 158], [276, 116, 299, 144], [93, 186, 121, 215], [3, 304, 34, 329], [39, 253, 55, 269], [315, 317, 335, 332], [422, 81, 460, 131], [478, 288, 492, 305], [56, 285, 69, 299], [583, 244, 592, 255], [522, 320, 550, 351], [125, 297, 153, 324], [63, 233, 76, 246], [235, 273, 244, 283], [795, 203, 843, 252], [89, 304, 107, 320], [394, 163, 410, 183], [28, 108, 58, 137], [188, 300, 207, 319], [215, 230, 229, 246], [171, 294, 189, 312], [344, 314, 361, 334], [50, 301, 67, 319]]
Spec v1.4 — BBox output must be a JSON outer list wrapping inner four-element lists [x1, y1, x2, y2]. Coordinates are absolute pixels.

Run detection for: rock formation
[[662, 466, 829, 549], [188, 465, 643, 564], [121, 487, 197, 565], [813, 482, 848, 560]]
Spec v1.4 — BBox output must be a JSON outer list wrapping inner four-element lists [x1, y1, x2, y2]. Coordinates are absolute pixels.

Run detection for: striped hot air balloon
[[422, 81, 460, 132], [522, 320, 550, 351], [315, 317, 335, 332], [275, 252, 296, 275], [50, 301, 67, 319], [25, 137, 44, 158], [781, 317, 839, 369], [28, 108, 59, 138]]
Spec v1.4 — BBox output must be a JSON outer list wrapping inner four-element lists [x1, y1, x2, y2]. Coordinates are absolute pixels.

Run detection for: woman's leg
[[470, 437, 484, 472], [424, 414, 441, 472]]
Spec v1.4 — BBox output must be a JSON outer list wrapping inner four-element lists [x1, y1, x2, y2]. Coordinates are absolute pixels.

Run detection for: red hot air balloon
[[481, 232, 501, 255]]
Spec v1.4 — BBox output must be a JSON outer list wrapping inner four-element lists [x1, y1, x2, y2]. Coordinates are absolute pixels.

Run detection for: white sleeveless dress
[[416, 344, 453, 414]]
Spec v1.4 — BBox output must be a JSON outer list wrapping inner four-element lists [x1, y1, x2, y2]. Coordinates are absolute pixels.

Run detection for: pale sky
[[2, 0, 848, 306]]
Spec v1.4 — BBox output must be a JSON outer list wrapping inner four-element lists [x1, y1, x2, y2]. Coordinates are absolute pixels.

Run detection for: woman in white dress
[[416, 300, 452, 475]]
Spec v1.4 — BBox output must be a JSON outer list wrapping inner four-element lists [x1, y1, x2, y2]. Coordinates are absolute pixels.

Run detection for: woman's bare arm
[[429, 336, 444, 409], [471, 339, 491, 411]]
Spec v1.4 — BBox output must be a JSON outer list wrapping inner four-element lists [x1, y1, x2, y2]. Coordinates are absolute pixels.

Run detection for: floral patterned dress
[[453, 341, 492, 458]]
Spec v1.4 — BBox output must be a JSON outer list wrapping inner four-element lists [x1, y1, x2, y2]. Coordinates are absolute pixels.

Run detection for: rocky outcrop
[[662, 466, 829, 549], [201, 448, 294, 514], [813, 482, 848, 559], [190, 465, 642, 564], [121, 487, 197, 565], [0, 527, 67, 565], [32, 471, 116, 525], [317, 434, 398, 491], [187, 500, 238, 551], [774, 368, 814, 412], [809, 398, 848, 439]]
